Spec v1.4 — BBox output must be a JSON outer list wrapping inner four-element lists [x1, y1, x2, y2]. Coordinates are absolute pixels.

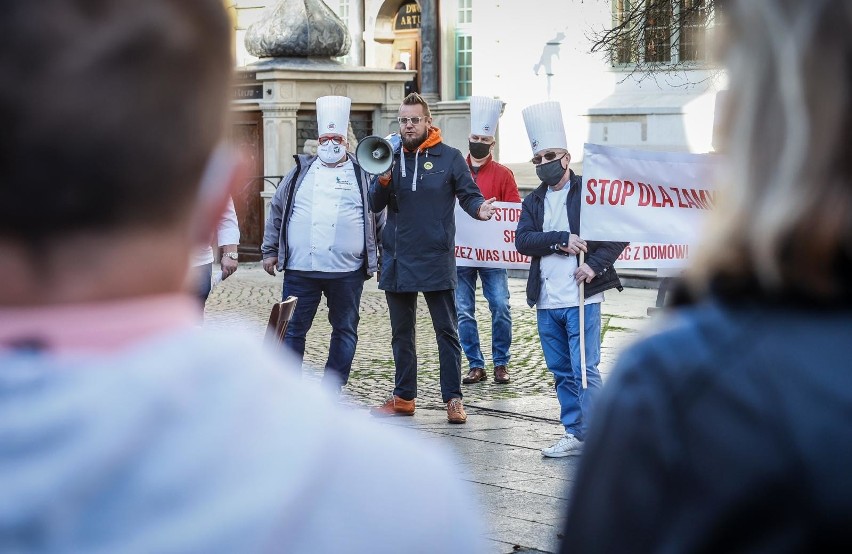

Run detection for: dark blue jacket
[[515, 171, 627, 307], [563, 300, 852, 553], [368, 139, 484, 292]]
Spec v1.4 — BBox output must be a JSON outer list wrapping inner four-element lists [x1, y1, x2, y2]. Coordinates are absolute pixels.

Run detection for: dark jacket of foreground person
[[563, 296, 852, 552]]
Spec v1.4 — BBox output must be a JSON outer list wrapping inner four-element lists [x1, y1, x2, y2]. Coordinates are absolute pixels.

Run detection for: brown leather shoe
[[462, 367, 487, 384], [370, 395, 415, 417], [494, 365, 510, 384], [446, 398, 467, 424]]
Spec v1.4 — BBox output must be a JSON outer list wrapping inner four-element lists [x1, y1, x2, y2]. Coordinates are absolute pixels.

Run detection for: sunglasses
[[531, 152, 566, 165], [397, 116, 425, 126], [318, 136, 343, 145]]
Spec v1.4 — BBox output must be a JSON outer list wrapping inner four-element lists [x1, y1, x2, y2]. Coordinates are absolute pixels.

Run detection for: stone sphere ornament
[[245, 0, 352, 58]]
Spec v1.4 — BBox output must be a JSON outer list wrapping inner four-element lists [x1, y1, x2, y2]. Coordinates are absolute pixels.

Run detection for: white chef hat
[[316, 95, 351, 137], [521, 101, 567, 156], [470, 96, 502, 137]]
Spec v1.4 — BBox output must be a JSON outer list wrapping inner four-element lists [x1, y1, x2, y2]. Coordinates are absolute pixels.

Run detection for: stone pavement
[[205, 264, 658, 553]]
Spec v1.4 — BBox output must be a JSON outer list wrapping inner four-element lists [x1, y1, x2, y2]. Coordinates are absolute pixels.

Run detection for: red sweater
[[466, 155, 521, 202]]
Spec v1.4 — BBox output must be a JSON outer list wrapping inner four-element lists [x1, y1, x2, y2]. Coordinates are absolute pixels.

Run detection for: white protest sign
[[580, 143, 718, 269], [454, 201, 530, 269]]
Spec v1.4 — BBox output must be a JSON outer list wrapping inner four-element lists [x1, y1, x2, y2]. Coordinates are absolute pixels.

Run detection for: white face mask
[[317, 142, 345, 165]]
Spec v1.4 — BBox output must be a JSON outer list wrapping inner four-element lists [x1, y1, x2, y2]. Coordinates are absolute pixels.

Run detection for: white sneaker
[[541, 433, 583, 458]]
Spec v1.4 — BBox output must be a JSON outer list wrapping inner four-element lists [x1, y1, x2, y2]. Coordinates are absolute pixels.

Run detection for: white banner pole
[[579, 250, 587, 389]]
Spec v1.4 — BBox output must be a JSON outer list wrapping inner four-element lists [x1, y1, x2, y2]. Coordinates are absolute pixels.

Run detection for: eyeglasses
[[531, 152, 566, 165], [318, 136, 343, 145], [397, 116, 425, 126]]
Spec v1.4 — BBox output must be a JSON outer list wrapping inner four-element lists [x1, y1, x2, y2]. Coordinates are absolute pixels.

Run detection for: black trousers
[[385, 289, 463, 403]]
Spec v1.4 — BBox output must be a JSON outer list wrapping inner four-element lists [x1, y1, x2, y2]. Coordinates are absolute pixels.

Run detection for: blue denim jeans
[[195, 263, 213, 305], [282, 271, 364, 388], [455, 267, 512, 370], [536, 303, 603, 441]]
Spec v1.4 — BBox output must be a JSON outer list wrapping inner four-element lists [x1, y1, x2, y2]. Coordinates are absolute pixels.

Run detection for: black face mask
[[468, 141, 492, 160], [535, 156, 567, 186]]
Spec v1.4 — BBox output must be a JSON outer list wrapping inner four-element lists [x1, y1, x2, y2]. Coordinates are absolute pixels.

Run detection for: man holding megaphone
[[367, 92, 497, 425], [261, 96, 384, 393]]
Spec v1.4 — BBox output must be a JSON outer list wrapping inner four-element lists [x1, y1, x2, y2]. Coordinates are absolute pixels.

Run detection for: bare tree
[[587, 0, 721, 84]]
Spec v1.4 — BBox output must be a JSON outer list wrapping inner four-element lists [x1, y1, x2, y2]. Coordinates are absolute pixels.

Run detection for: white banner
[[454, 201, 530, 269], [614, 242, 691, 269], [580, 144, 717, 247]]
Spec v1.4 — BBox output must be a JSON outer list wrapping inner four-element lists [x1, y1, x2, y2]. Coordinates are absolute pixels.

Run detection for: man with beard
[[369, 93, 497, 424]]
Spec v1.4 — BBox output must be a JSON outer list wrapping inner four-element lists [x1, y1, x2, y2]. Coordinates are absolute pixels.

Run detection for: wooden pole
[[579, 251, 587, 389]]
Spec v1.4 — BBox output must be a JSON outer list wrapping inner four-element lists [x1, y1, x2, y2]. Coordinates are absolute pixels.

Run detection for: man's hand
[[220, 246, 239, 281], [557, 234, 588, 255], [478, 197, 497, 220], [378, 166, 393, 187], [263, 257, 278, 276], [221, 257, 238, 280], [574, 263, 595, 284]]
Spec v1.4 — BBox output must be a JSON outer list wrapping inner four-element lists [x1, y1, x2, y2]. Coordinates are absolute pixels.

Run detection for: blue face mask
[[535, 156, 567, 186]]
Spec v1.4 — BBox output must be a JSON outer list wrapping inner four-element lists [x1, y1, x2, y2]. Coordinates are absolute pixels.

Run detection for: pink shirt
[[0, 295, 199, 354]]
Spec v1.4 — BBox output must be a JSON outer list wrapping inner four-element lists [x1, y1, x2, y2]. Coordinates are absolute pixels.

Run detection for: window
[[457, 0, 472, 25], [330, 0, 352, 64], [455, 0, 473, 99], [456, 34, 473, 98], [644, 0, 672, 63], [679, 0, 708, 62], [612, 0, 710, 66]]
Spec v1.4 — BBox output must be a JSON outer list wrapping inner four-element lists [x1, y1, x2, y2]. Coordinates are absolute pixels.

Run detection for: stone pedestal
[[248, 57, 412, 218]]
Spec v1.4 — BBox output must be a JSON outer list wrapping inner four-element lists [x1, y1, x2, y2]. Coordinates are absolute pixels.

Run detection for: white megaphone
[[355, 133, 401, 175]]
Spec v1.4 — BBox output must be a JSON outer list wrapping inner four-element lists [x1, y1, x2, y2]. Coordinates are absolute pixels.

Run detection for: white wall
[[473, 0, 723, 176]]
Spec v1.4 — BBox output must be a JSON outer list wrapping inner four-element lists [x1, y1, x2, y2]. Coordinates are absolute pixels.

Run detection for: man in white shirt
[[514, 101, 627, 458], [262, 96, 384, 391], [0, 3, 485, 551], [192, 196, 239, 305]]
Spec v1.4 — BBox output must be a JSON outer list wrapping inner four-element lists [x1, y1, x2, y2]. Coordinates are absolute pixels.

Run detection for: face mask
[[535, 156, 567, 187], [318, 142, 345, 165], [468, 141, 492, 160]]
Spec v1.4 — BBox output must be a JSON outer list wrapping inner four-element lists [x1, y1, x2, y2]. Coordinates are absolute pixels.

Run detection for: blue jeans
[[282, 272, 364, 388], [455, 267, 512, 370], [195, 263, 213, 305], [536, 303, 603, 441]]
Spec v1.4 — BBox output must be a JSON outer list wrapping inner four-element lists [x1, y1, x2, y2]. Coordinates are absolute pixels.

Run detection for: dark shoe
[[370, 395, 415, 417], [462, 367, 487, 384], [446, 398, 467, 424], [494, 365, 510, 384]]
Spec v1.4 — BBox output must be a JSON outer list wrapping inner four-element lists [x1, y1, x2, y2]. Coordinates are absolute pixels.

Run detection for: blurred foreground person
[[0, 2, 485, 552], [563, 1, 852, 552]]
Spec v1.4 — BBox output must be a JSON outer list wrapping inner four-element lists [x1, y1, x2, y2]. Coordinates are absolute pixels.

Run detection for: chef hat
[[316, 95, 351, 137], [521, 101, 567, 155], [470, 96, 502, 137]]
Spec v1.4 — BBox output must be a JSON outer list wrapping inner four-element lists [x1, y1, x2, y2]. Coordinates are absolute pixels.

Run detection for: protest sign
[[454, 201, 530, 269], [580, 143, 717, 269]]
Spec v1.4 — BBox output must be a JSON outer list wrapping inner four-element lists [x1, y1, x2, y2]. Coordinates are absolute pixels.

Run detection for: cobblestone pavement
[[205, 263, 658, 553], [205, 264, 654, 412]]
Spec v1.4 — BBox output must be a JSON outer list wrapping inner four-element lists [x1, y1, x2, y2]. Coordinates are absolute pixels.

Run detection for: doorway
[[228, 110, 264, 262], [376, 0, 421, 91]]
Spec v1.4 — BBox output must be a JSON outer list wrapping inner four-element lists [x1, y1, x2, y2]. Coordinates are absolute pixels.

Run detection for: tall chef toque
[[521, 101, 567, 156], [470, 96, 503, 137], [316, 95, 351, 137]]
